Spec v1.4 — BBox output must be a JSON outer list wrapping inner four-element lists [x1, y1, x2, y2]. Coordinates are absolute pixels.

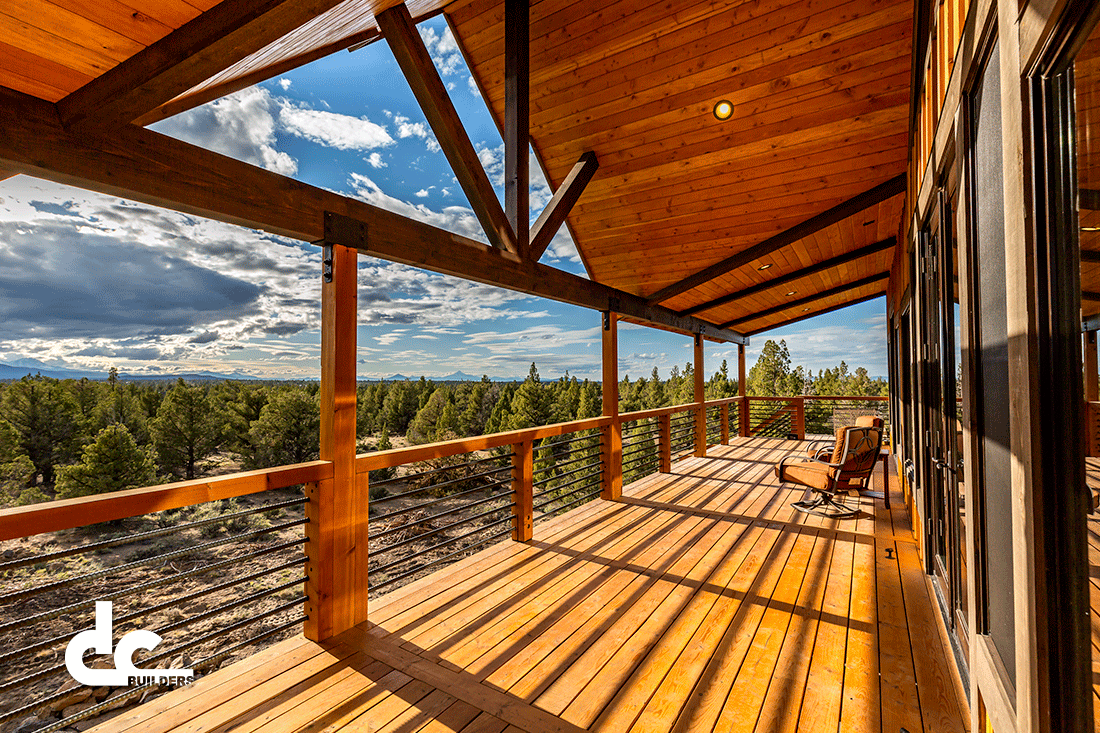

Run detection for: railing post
[[720, 403, 730, 445], [658, 413, 672, 472], [694, 334, 706, 457], [512, 439, 533, 541], [792, 397, 806, 440], [1086, 331, 1098, 402], [307, 237, 366, 642], [738, 344, 749, 437], [602, 312, 622, 499]]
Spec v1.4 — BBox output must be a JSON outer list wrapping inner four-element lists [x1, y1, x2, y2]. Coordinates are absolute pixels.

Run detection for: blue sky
[[0, 16, 887, 382]]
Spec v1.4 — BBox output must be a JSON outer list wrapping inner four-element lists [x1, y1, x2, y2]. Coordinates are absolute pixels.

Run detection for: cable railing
[[621, 416, 660, 486], [0, 393, 894, 731], [0, 463, 325, 733]]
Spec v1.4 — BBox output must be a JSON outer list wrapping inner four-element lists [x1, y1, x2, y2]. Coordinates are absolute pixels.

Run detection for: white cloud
[[415, 189, 429, 198], [277, 100, 393, 151], [278, 78, 292, 90], [393, 114, 441, 153], [476, 144, 504, 187], [367, 152, 387, 169], [418, 25, 461, 76], [349, 172, 483, 242], [467, 75, 481, 97], [412, 334, 437, 340], [153, 87, 298, 176]]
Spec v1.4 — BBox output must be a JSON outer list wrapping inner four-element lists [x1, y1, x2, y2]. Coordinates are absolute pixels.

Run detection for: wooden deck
[[93, 437, 969, 733]]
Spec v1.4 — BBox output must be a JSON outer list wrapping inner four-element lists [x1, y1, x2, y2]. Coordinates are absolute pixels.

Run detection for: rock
[[95, 691, 132, 715], [51, 680, 93, 710], [72, 709, 124, 732], [60, 700, 95, 719], [2, 548, 14, 559], [12, 717, 47, 733], [91, 687, 110, 702]]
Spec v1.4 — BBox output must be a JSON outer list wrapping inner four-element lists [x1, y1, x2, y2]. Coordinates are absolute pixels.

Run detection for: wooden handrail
[[618, 402, 698, 423], [0, 460, 333, 541], [355, 416, 612, 472]]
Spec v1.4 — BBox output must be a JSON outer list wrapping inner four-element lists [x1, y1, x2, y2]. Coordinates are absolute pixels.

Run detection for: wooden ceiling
[[1, 0, 913, 337], [448, 0, 912, 334]]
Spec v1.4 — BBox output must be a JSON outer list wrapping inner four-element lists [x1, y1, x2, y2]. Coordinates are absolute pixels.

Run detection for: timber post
[[307, 238, 366, 642], [738, 344, 749, 437], [512, 439, 533, 541], [694, 334, 706, 456], [601, 311, 622, 500]]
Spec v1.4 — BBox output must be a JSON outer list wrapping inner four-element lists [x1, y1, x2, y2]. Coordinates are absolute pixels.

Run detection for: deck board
[[89, 438, 968, 733]]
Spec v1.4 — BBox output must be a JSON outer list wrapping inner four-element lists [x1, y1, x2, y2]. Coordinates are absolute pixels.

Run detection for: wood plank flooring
[[92, 437, 969, 733]]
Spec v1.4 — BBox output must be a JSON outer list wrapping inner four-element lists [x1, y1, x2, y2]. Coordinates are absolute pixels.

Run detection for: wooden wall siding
[[450, 0, 912, 313], [914, 0, 970, 193]]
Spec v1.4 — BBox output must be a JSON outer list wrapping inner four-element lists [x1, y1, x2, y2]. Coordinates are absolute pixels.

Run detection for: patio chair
[[807, 415, 883, 460], [776, 422, 884, 518]]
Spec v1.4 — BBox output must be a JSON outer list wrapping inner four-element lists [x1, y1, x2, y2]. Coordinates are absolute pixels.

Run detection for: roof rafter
[[57, 0, 344, 130], [505, 0, 529, 255], [646, 174, 906, 305], [719, 272, 890, 329], [377, 4, 519, 256], [677, 236, 896, 317], [530, 151, 599, 260], [0, 87, 743, 344]]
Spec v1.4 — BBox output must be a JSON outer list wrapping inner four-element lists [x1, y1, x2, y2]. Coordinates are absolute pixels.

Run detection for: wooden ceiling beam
[[0, 87, 743, 344], [677, 236, 896, 317], [743, 291, 886, 335], [136, 29, 381, 127], [646, 174, 906, 305], [505, 0, 529, 254], [530, 151, 599, 260], [377, 4, 519, 256], [719, 272, 890, 329], [57, 0, 344, 130]]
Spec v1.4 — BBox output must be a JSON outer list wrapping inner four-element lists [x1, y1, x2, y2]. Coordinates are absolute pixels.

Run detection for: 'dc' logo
[[65, 601, 194, 686]]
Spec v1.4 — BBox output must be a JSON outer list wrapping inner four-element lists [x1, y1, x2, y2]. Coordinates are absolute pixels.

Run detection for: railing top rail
[[618, 402, 699, 422], [801, 395, 889, 401], [356, 416, 612, 472], [0, 460, 332, 542]]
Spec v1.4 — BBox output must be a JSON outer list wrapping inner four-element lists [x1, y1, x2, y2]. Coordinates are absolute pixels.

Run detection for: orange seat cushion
[[775, 460, 832, 490]]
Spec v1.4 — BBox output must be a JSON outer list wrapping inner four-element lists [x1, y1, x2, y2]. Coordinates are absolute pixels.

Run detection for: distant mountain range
[[0, 362, 517, 383]]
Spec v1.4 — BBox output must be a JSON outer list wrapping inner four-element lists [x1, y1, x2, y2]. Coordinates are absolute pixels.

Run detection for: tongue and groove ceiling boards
[[449, 0, 912, 334], [0, 0, 912, 336]]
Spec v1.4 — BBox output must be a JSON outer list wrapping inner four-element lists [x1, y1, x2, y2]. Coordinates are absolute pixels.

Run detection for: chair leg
[[791, 488, 860, 519]]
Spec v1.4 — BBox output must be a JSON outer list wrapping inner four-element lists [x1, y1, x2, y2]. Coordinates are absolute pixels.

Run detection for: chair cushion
[[855, 415, 883, 429], [775, 460, 832, 490]]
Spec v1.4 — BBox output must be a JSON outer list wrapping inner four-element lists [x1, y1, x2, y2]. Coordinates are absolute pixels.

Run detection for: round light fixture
[[713, 100, 734, 120], [757, 263, 772, 271], [786, 291, 797, 296], [802, 308, 810, 312]]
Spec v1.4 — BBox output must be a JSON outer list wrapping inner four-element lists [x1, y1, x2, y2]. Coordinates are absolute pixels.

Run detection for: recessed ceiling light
[[802, 308, 810, 312], [786, 291, 797, 296], [713, 100, 734, 120], [758, 263, 772, 270], [1083, 226, 1100, 232]]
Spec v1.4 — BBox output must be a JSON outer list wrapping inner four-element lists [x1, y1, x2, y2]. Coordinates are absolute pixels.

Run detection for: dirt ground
[[0, 441, 603, 733]]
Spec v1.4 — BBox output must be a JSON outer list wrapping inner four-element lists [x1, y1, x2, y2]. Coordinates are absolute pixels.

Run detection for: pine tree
[[151, 378, 222, 479], [96, 368, 149, 444], [1, 375, 79, 486], [248, 388, 320, 467], [0, 419, 35, 505], [55, 424, 157, 499], [507, 363, 548, 430]]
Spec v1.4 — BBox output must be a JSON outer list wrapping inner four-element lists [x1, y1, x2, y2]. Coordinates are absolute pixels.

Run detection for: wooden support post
[[738, 343, 749, 437], [512, 439, 533, 541], [694, 334, 706, 457], [601, 312, 622, 500], [658, 413, 671, 472], [792, 397, 806, 440], [504, 0, 529, 254], [720, 404, 730, 445], [1085, 331, 1098, 402], [306, 241, 365, 642]]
